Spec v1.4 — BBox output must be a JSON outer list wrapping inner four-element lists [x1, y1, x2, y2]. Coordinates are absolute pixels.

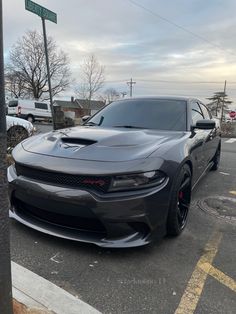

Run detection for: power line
[[136, 79, 226, 84], [127, 0, 236, 58], [104, 78, 236, 85], [104, 79, 129, 83]]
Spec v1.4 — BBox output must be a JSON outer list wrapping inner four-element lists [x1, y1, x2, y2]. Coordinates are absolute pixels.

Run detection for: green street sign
[[25, 0, 57, 24]]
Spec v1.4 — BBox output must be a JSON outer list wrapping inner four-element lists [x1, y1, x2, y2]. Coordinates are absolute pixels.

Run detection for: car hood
[[21, 126, 185, 162]]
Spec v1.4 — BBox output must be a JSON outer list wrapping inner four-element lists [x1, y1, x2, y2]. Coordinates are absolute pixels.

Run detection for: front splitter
[[10, 209, 150, 248]]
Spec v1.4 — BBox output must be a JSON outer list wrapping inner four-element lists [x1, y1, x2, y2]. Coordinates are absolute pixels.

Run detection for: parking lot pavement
[[34, 121, 53, 134], [10, 139, 236, 314]]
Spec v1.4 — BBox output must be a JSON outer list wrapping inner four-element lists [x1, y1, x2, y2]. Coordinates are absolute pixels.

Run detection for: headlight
[[109, 170, 167, 192]]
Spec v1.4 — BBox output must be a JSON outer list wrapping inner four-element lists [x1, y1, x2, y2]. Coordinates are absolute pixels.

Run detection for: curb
[[12, 262, 101, 314]]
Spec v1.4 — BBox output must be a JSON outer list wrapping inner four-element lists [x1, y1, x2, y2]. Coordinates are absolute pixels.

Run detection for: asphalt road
[[34, 121, 53, 134], [10, 133, 236, 314]]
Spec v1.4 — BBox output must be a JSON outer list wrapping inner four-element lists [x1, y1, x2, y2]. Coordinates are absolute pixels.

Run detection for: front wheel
[[7, 126, 29, 151], [167, 164, 192, 236]]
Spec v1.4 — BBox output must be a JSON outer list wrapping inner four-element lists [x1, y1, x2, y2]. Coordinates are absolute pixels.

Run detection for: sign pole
[[25, 0, 57, 129], [0, 0, 13, 313], [41, 17, 55, 129]]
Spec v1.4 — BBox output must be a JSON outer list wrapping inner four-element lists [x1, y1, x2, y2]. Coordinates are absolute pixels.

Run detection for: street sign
[[25, 0, 57, 24], [229, 111, 236, 118]]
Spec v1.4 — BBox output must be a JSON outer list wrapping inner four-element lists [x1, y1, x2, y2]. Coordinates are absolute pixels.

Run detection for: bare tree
[[5, 30, 71, 100], [76, 54, 105, 107], [104, 87, 120, 104], [5, 67, 29, 98]]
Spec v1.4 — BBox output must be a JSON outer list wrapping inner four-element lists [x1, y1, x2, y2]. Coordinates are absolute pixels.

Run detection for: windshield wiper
[[84, 121, 99, 126], [113, 125, 146, 129]]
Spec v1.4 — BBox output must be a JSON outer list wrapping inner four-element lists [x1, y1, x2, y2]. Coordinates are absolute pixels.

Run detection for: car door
[[198, 103, 217, 163], [190, 101, 207, 180]]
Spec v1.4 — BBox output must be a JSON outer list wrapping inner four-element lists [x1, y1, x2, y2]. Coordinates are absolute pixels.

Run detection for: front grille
[[13, 197, 106, 234], [15, 163, 111, 193]]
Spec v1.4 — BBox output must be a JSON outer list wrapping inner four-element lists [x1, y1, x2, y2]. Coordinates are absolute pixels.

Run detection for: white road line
[[219, 172, 230, 176], [225, 138, 236, 143]]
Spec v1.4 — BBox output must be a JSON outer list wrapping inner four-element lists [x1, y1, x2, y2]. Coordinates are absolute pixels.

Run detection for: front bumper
[[8, 165, 170, 248]]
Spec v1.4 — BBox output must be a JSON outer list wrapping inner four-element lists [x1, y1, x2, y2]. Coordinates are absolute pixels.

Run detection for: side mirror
[[192, 119, 216, 130], [82, 115, 91, 123]]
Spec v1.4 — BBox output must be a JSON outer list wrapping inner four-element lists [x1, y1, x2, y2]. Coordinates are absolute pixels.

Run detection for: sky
[[3, 0, 236, 107]]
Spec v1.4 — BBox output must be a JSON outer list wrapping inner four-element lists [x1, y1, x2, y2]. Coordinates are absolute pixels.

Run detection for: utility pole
[[221, 80, 227, 123], [127, 78, 136, 97], [0, 0, 13, 313]]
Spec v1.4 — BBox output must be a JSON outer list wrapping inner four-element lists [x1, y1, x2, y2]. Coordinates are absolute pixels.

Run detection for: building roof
[[76, 99, 105, 110], [54, 99, 105, 110], [53, 100, 81, 109]]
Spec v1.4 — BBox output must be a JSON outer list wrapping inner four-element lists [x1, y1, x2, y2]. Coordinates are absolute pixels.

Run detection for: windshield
[[86, 99, 187, 131]]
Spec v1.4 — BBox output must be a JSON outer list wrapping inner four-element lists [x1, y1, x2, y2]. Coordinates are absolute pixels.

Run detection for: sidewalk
[[12, 262, 101, 314]]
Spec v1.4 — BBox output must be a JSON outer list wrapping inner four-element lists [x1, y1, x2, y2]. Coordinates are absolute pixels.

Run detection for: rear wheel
[[167, 164, 192, 236], [211, 144, 221, 171]]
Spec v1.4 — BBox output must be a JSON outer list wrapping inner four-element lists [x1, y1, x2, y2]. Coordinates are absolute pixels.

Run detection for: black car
[[8, 97, 221, 247]]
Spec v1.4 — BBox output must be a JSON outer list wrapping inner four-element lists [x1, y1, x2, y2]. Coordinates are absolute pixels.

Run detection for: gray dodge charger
[[8, 97, 221, 247]]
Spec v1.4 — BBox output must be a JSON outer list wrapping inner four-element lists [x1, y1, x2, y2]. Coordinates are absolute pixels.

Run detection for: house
[[76, 99, 106, 116], [53, 98, 106, 119], [53, 98, 88, 119]]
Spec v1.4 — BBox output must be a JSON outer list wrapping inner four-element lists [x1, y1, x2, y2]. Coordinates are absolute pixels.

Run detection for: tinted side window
[[8, 100, 18, 107], [199, 103, 211, 119], [191, 102, 204, 124], [35, 102, 48, 110]]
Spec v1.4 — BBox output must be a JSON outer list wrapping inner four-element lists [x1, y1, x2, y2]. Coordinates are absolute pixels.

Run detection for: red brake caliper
[[179, 191, 184, 199]]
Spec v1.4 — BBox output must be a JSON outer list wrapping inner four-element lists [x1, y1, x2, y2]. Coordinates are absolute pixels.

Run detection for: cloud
[[3, 0, 236, 104]]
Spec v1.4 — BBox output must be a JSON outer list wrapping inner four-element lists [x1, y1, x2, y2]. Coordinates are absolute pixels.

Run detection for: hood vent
[[61, 137, 97, 146]]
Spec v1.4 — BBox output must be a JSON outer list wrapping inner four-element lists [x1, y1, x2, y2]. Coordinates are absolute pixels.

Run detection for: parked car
[[8, 97, 221, 248], [7, 99, 51, 122], [7, 115, 34, 150]]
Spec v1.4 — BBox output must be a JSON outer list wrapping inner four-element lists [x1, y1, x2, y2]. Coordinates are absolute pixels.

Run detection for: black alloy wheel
[[167, 164, 192, 236]]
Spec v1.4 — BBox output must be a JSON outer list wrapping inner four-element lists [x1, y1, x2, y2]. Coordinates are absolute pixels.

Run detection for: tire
[[167, 164, 192, 236], [26, 114, 34, 123], [7, 126, 29, 151], [211, 144, 221, 171]]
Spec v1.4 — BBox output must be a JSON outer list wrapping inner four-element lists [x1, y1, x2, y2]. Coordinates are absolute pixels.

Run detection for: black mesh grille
[[15, 163, 111, 193]]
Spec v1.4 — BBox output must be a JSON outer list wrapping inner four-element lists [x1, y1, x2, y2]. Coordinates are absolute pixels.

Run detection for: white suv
[[7, 99, 52, 122]]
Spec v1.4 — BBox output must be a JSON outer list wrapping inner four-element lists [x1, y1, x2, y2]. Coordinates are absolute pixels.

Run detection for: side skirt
[[191, 161, 214, 191]]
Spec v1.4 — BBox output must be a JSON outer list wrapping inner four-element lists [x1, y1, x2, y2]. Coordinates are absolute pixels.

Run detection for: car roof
[[115, 96, 199, 102]]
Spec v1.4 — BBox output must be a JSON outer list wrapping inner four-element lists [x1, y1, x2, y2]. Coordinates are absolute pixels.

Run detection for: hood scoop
[[61, 137, 97, 146]]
